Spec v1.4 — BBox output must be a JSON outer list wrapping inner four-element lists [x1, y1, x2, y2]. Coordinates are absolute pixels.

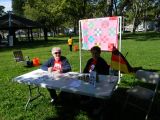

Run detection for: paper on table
[[69, 80, 81, 88]]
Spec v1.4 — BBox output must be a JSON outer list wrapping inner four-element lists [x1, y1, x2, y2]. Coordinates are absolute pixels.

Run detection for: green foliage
[[23, 0, 64, 29], [12, 0, 160, 33], [118, 0, 160, 31], [12, 0, 25, 16]]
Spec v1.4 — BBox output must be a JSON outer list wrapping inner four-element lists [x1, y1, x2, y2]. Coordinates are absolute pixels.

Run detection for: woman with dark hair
[[83, 46, 110, 75]]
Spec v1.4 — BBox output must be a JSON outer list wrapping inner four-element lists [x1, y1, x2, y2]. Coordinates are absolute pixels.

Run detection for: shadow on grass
[[112, 87, 160, 120], [44, 87, 160, 120], [122, 32, 160, 41], [45, 92, 81, 120], [141, 68, 160, 72], [99, 87, 160, 120], [0, 37, 79, 52]]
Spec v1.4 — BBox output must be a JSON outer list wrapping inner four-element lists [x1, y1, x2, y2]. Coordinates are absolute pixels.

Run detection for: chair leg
[[145, 100, 154, 120]]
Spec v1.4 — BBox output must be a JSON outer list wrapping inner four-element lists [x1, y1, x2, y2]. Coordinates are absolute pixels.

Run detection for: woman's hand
[[53, 69, 62, 73], [48, 67, 53, 73]]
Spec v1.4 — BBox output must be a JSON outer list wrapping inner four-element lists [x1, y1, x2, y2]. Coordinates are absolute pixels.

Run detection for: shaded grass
[[0, 32, 160, 120]]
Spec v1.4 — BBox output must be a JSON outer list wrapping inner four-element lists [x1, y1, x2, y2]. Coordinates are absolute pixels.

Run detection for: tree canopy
[[11, 0, 160, 33]]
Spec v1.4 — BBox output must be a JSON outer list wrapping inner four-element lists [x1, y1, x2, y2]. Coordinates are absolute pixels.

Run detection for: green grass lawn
[[0, 32, 160, 120]]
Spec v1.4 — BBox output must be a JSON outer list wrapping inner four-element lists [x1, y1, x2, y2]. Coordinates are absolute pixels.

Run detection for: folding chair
[[122, 70, 160, 120], [13, 50, 32, 67], [13, 50, 25, 62]]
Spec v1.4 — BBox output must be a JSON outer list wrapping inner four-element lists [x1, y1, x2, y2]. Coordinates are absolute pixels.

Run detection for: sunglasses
[[54, 52, 61, 54]]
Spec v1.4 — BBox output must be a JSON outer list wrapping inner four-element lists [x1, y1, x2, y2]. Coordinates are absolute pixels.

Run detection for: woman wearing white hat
[[41, 47, 71, 104]]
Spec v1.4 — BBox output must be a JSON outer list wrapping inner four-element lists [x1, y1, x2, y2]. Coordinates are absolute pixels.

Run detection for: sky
[[0, 0, 12, 12]]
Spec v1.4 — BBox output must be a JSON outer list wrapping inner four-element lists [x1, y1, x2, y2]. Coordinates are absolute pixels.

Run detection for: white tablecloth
[[13, 69, 118, 99]]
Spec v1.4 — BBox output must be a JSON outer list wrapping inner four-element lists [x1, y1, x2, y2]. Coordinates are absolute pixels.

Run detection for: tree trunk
[[44, 28, 48, 41], [107, 0, 113, 16], [74, 19, 77, 35], [31, 29, 33, 41], [27, 28, 30, 42]]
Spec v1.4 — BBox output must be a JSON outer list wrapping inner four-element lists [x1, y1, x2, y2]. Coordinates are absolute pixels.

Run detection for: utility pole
[[8, 11, 12, 36], [8, 11, 13, 46]]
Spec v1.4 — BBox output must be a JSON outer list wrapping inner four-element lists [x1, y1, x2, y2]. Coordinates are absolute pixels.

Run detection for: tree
[[117, 0, 159, 33], [23, 0, 65, 36], [12, 0, 25, 16], [60, 0, 88, 34], [12, 0, 159, 35]]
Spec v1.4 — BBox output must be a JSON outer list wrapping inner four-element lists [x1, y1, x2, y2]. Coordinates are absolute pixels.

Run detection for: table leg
[[25, 85, 44, 110]]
